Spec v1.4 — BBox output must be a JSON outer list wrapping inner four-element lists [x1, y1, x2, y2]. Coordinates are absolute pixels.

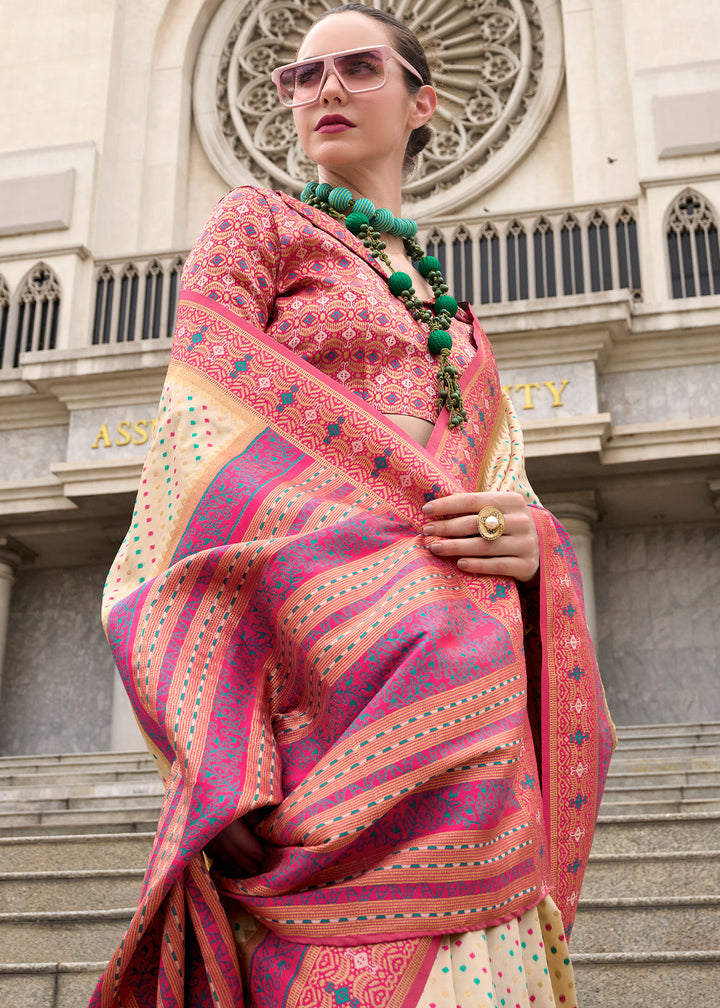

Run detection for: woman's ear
[[408, 84, 437, 129]]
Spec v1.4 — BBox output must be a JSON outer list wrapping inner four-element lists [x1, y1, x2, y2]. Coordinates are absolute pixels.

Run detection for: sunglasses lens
[[276, 50, 388, 106], [279, 60, 325, 105], [334, 50, 386, 90]]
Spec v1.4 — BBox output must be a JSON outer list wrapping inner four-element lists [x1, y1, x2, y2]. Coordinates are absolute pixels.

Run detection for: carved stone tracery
[[194, 0, 564, 216]]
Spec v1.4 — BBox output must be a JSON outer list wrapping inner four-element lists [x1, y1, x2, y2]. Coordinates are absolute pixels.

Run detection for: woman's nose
[[320, 69, 346, 102]]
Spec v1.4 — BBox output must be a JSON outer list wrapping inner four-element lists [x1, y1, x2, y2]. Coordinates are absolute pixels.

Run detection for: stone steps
[[0, 806, 161, 837], [0, 868, 145, 912], [571, 721, 720, 1004], [0, 722, 718, 1008], [0, 832, 154, 873], [572, 951, 720, 1004], [0, 907, 135, 962], [581, 849, 720, 898], [0, 962, 105, 1008]]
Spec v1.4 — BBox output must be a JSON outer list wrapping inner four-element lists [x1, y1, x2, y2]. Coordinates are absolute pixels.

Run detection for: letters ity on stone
[[193, 0, 565, 216]]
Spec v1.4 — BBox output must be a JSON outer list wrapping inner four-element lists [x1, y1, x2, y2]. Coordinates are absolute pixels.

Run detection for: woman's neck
[[316, 167, 404, 219]]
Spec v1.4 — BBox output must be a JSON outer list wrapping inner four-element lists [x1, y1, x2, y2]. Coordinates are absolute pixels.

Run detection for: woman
[[92, 6, 615, 1007]]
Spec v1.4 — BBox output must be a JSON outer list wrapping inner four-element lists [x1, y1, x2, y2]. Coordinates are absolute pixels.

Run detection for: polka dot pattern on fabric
[[417, 896, 577, 1008]]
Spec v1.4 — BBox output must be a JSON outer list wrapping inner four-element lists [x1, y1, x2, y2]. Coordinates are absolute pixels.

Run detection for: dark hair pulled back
[[310, 3, 433, 175]]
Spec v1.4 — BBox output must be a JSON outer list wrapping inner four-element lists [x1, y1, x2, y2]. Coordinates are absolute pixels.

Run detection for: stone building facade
[[0, 0, 718, 755]]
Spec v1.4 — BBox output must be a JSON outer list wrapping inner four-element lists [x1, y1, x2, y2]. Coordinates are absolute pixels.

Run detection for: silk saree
[[91, 286, 614, 1007]]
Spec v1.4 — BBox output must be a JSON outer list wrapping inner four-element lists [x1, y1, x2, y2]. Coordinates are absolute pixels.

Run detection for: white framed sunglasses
[[271, 45, 424, 108]]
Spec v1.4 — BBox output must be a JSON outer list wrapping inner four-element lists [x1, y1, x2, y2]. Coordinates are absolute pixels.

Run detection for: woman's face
[[292, 11, 430, 181]]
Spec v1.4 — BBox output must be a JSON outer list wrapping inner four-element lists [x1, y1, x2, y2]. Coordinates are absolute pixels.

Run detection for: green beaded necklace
[[300, 181, 467, 429]]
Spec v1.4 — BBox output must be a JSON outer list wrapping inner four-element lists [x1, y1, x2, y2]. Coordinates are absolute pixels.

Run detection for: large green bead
[[434, 294, 459, 317], [353, 197, 376, 219], [427, 330, 453, 354], [396, 217, 418, 238], [418, 255, 442, 278], [387, 271, 413, 295], [345, 212, 369, 234], [328, 186, 354, 212], [371, 207, 395, 232]]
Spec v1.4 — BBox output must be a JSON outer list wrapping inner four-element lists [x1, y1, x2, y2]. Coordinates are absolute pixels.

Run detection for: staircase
[[0, 753, 159, 1007], [573, 722, 720, 1005], [0, 724, 718, 1008]]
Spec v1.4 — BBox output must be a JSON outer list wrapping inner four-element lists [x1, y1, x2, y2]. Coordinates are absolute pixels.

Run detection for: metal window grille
[[452, 228, 473, 304], [167, 258, 184, 338], [92, 265, 115, 345], [506, 220, 528, 301], [13, 264, 60, 366], [141, 260, 164, 340], [615, 207, 641, 297], [588, 210, 612, 292], [560, 214, 584, 295], [426, 230, 447, 276], [532, 217, 556, 298], [478, 222, 501, 304], [667, 191, 720, 298], [118, 264, 140, 342], [0, 276, 10, 369]]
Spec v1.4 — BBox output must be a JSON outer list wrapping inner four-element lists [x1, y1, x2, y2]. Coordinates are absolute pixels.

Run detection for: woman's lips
[[315, 116, 354, 133]]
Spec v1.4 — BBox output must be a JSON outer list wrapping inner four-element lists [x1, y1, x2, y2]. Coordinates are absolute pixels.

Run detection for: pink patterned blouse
[[182, 187, 477, 422]]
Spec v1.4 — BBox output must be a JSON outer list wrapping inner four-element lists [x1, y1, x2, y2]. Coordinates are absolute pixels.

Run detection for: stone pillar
[[543, 493, 599, 644], [111, 671, 145, 751], [0, 536, 35, 696]]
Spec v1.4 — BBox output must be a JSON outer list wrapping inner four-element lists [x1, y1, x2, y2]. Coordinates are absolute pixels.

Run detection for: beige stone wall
[[0, 1, 117, 154]]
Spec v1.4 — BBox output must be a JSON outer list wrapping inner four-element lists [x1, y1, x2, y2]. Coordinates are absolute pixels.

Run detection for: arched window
[[118, 263, 140, 342], [478, 222, 501, 304], [667, 190, 720, 297], [14, 264, 60, 365], [92, 265, 114, 345], [615, 206, 641, 297], [167, 257, 185, 338], [452, 227, 473, 304], [588, 210, 612, 292], [560, 214, 584, 295], [142, 260, 164, 340], [0, 276, 10, 369], [506, 220, 528, 301], [533, 217, 556, 298], [426, 230, 447, 276]]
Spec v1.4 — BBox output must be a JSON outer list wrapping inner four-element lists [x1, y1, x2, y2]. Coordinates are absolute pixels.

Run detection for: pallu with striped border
[[90, 288, 615, 1007]]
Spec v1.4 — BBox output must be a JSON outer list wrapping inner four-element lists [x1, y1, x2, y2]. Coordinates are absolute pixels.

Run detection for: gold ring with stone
[[477, 506, 505, 541]]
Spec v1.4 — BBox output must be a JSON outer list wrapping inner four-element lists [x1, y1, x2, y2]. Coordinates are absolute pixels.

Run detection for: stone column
[[542, 492, 599, 644], [0, 536, 35, 696], [111, 671, 144, 751]]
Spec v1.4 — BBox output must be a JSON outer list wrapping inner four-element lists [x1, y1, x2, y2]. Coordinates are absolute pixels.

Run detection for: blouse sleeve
[[180, 187, 282, 330]]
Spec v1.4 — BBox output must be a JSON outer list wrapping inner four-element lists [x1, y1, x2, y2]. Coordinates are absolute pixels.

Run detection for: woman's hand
[[205, 817, 264, 877], [422, 491, 539, 583]]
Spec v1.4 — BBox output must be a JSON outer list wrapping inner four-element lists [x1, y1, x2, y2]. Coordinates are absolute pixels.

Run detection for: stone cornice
[[19, 346, 169, 409], [521, 414, 612, 457], [484, 293, 720, 372], [0, 394, 69, 430], [0, 244, 90, 263], [600, 418, 720, 466], [51, 459, 144, 498], [44, 373, 166, 411], [0, 477, 75, 517]]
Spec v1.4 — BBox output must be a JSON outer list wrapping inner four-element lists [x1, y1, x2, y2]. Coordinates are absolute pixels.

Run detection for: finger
[[422, 491, 524, 518], [457, 554, 540, 581], [427, 531, 533, 559], [425, 509, 533, 540]]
